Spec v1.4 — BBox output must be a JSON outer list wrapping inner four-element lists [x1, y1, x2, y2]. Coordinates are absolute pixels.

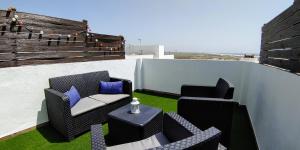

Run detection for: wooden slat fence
[[0, 8, 125, 68], [260, 0, 300, 73]]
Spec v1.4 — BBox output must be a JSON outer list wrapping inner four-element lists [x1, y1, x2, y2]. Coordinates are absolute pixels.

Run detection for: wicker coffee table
[[107, 104, 163, 144]]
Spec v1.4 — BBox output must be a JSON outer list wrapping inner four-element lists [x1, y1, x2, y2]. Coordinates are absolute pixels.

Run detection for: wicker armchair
[[178, 78, 238, 148], [91, 112, 225, 150], [44, 71, 132, 140]]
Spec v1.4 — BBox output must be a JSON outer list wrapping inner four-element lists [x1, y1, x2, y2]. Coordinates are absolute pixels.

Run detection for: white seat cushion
[[89, 94, 130, 104], [107, 132, 169, 150], [71, 97, 106, 117]]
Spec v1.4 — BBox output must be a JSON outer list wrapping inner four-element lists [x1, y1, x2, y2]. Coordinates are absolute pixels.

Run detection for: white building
[[125, 44, 174, 59]]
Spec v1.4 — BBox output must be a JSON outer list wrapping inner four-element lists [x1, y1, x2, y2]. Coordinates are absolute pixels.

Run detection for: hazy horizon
[[1, 0, 293, 53], [166, 51, 259, 55]]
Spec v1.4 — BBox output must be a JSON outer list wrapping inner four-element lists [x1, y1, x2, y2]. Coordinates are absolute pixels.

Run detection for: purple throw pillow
[[64, 86, 81, 108], [99, 81, 123, 94]]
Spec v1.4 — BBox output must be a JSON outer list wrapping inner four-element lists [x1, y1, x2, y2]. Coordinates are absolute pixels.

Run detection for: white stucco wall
[[140, 59, 245, 102], [1, 58, 300, 150], [125, 54, 154, 59], [140, 59, 300, 150], [0, 59, 137, 138], [241, 63, 300, 150]]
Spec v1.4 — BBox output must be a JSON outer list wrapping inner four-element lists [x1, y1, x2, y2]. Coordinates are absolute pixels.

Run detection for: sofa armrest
[[224, 87, 234, 99], [163, 112, 201, 135], [44, 88, 74, 139], [178, 96, 237, 147], [91, 124, 107, 150], [181, 84, 216, 97], [152, 127, 221, 150], [110, 77, 132, 96]]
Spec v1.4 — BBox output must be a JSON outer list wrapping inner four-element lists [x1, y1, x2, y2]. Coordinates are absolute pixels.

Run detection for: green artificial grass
[[0, 92, 177, 150]]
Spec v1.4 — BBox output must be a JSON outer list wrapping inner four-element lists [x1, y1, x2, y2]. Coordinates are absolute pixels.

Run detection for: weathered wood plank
[[0, 31, 86, 42], [87, 41, 122, 47], [16, 51, 106, 60], [260, 1, 300, 73], [0, 9, 124, 68], [16, 45, 85, 52], [19, 25, 85, 35], [0, 53, 15, 61], [15, 45, 124, 52], [264, 7, 300, 33], [0, 46, 14, 52], [0, 61, 16, 68], [263, 58, 300, 72], [266, 49, 300, 59], [263, 22, 300, 43], [0, 39, 15, 53], [295, 0, 300, 6], [0, 39, 15, 44], [263, 5, 297, 32], [16, 12, 86, 27], [86, 45, 122, 50], [0, 12, 86, 31], [16, 39, 86, 47], [0, 32, 33, 39], [0, 10, 86, 31], [16, 55, 124, 66], [18, 18, 85, 29], [91, 33, 124, 40], [0, 27, 85, 37], [0, 18, 10, 24], [263, 36, 300, 50], [263, 2, 300, 40], [263, 58, 290, 69]]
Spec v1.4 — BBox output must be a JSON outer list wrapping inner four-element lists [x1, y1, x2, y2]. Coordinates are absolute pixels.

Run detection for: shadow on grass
[[36, 125, 68, 143], [36, 99, 68, 143]]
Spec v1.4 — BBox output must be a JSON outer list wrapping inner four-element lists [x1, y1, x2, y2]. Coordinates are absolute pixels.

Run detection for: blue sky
[[1, 0, 294, 53]]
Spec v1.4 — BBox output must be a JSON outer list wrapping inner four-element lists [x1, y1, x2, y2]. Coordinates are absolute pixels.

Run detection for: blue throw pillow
[[99, 81, 123, 94], [64, 86, 81, 108]]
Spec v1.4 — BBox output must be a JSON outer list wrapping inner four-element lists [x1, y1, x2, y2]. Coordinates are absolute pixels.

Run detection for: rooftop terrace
[[1, 1, 300, 150], [0, 59, 299, 150], [0, 92, 256, 150]]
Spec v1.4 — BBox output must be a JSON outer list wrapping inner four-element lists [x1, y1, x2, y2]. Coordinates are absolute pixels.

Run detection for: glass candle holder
[[131, 97, 140, 114]]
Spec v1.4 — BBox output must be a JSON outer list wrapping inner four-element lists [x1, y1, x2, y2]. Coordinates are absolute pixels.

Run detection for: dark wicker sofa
[[44, 71, 132, 140], [91, 112, 225, 150], [178, 78, 238, 148]]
